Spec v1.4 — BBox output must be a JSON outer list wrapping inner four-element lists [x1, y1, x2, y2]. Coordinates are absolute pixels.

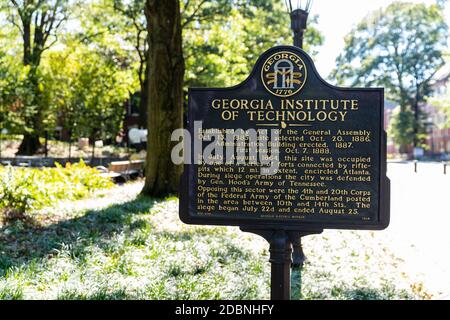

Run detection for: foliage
[[0, 0, 139, 151], [1, 0, 323, 156], [112, 0, 147, 86], [47, 48, 134, 142], [58, 2, 137, 141], [0, 167, 43, 215], [38, 1, 138, 143], [332, 2, 448, 149], [0, 61, 59, 138], [0, 59, 27, 134], [183, 0, 323, 88], [427, 88, 450, 130], [333, 2, 447, 98], [1, 0, 74, 154], [388, 108, 415, 150], [0, 160, 113, 220], [0, 21, 32, 133]]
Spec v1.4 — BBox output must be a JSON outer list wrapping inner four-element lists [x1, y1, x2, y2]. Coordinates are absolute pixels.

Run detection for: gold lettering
[[212, 99, 221, 109]]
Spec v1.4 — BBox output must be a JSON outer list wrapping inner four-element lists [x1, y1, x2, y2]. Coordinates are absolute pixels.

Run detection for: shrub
[[0, 160, 114, 222], [0, 167, 45, 216]]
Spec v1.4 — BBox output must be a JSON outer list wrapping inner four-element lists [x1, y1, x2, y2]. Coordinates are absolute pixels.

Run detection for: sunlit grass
[[0, 182, 421, 300]]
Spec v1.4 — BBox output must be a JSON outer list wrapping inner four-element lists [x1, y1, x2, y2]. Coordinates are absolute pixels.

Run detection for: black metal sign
[[179, 45, 390, 231]]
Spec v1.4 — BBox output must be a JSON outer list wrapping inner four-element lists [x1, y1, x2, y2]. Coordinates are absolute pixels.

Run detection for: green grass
[[0, 183, 422, 300], [0, 134, 131, 158]]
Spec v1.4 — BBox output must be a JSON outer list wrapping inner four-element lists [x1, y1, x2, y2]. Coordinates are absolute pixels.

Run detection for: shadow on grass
[[339, 287, 413, 300], [300, 282, 415, 300], [0, 195, 157, 277], [57, 288, 129, 300], [0, 194, 264, 300], [0, 196, 416, 300]]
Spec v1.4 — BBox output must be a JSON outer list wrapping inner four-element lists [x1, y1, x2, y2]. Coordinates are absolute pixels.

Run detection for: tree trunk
[[13, 2, 65, 156], [139, 75, 149, 129], [17, 20, 42, 156], [17, 134, 41, 155], [413, 102, 419, 149], [138, 40, 150, 129], [91, 133, 97, 163], [142, 0, 185, 197], [16, 83, 43, 155]]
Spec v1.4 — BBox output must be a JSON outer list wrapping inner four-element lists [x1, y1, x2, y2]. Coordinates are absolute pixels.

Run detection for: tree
[[43, 36, 135, 156], [1, 0, 138, 156], [74, 52, 133, 155], [0, 26, 27, 137], [113, 0, 235, 133], [388, 108, 415, 152], [142, 0, 184, 196], [183, 1, 323, 89], [113, 0, 148, 129], [5, 0, 71, 155], [332, 2, 448, 153], [0, 54, 15, 143], [142, 0, 323, 196]]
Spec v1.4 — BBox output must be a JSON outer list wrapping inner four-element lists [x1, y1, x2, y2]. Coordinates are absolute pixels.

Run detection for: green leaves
[[0, 0, 139, 146], [1, 0, 324, 152], [388, 108, 415, 149], [333, 2, 448, 150], [334, 2, 448, 94], [183, 1, 323, 89], [0, 161, 114, 220], [42, 17, 137, 142]]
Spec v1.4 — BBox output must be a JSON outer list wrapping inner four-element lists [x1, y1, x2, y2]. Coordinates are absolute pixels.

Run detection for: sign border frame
[[179, 45, 390, 231]]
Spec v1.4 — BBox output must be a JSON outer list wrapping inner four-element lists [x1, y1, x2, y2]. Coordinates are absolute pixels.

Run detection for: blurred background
[[1, 0, 449, 162]]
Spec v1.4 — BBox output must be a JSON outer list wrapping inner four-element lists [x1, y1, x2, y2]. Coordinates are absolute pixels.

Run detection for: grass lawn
[[0, 135, 130, 159], [0, 181, 423, 300]]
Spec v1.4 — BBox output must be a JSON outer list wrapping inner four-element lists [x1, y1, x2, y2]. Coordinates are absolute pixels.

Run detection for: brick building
[[384, 62, 450, 159]]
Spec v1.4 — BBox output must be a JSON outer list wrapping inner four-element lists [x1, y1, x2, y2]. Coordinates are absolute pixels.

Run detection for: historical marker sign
[[179, 46, 390, 230]]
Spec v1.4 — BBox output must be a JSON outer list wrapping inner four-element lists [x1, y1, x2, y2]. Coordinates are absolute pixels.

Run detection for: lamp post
[[284, 0, 317, 299], [286, 0, 313, 49]]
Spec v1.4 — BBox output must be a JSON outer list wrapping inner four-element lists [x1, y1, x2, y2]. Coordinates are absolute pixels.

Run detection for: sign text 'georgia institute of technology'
[[180, 46, 390, 230]]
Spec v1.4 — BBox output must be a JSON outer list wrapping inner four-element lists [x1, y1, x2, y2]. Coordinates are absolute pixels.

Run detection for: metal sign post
[[287, 2, 314, 296], [241, 228, 322, 300], [179, 45, 390, 301]]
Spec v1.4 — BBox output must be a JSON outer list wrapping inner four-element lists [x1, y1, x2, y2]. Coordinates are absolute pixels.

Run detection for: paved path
[[375, 162, 450, 299], [102, 163, 450, 298]]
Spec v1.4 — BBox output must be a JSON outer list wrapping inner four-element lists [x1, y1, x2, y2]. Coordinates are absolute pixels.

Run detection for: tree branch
[[181, 0, 191, 16], [182, 0, 208, 28]]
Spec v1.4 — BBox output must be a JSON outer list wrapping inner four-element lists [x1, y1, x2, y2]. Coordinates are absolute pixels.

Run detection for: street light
[[285, 0, 313, 49], [284, 1, 315, 283]]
